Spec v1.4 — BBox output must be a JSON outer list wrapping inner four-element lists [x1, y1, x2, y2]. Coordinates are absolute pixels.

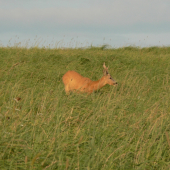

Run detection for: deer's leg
[[65, 85, 70, 95]]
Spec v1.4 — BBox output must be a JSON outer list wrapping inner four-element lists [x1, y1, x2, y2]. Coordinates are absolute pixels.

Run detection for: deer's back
[[62, 71, 91, 91]]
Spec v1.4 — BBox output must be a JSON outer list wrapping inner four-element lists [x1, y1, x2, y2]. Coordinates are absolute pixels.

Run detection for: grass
[[0, 46, 170, 169]]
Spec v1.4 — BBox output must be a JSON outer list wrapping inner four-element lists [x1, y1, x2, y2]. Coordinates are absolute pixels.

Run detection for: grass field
[[0, 46, 170, 169]]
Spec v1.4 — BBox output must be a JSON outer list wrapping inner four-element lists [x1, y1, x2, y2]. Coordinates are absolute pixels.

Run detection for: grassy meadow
[[0, 46, 170, 169]]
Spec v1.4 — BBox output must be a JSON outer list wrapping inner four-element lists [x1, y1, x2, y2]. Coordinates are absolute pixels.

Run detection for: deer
[[62, 62, 117, 95]]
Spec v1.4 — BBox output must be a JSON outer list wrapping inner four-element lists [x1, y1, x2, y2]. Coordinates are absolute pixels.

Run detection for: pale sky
[[1, 0, 170, 48]]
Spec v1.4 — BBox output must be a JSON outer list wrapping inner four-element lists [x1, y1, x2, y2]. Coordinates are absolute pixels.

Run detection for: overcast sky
[[1, 0, 170, 48]]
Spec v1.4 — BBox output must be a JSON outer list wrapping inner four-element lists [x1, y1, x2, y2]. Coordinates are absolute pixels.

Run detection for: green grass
[[0, 46, 170, 169]]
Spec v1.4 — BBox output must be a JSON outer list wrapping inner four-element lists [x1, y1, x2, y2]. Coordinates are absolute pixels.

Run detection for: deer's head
[[103, 62, 117, 85]]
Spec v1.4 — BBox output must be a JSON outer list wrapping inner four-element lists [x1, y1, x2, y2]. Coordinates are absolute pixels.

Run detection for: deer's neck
[[88, 77, 106, 92]]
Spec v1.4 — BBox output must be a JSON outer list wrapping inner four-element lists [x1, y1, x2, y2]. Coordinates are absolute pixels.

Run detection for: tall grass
[[0, 46, 170, 169]]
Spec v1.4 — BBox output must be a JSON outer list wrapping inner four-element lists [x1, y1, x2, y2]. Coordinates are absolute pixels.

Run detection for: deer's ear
[[103, 69, 109, 76], [103, 62, 109, 70], [103, 62, 107, 69], [103, 70, 107, 76], [103, 62, 109, 75]]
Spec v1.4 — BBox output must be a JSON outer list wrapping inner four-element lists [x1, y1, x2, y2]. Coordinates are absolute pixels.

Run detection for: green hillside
[[0, 46, 170, 169]]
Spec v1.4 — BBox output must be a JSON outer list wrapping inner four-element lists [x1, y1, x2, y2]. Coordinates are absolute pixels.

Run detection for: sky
[[1, 0, 170, 48]]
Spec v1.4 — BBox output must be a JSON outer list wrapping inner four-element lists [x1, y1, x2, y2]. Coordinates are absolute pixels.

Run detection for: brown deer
[[62, 62, 117, 94]]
